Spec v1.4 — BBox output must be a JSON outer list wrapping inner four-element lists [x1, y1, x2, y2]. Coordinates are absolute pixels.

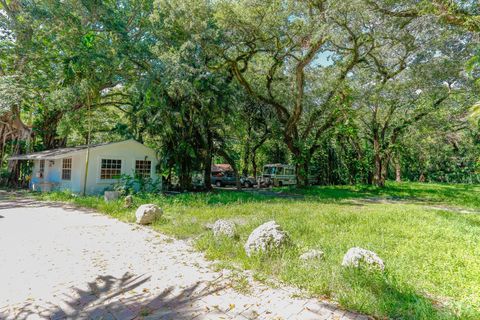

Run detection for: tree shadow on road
[[0, 197, 100, 215], [1, 272, 227, 320]]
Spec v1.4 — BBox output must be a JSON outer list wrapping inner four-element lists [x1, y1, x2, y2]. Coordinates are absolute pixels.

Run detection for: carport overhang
[[8, 151, 81, 161]]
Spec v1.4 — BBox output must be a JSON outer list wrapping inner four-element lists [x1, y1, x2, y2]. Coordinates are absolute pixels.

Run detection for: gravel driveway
[[0, 194, 366, 320]]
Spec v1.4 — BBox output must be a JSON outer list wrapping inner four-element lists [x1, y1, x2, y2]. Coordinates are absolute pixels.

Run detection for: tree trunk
[[7, 139, 21, 186], [203, 130, 213, 191], [395, 157, 401, 183], [242, 126, 251, 176], [381, 159, 388, 186], [328, 147, 335, 184], [166, 167, 172, 190], [252, 151, 258, 180], [232, 166, 241, 190], [295, 161, 309, 187], [178, 157, 192, 191], [242, 141, 250, 177], [372, 134, 385, 187], [373, 156, 385, 187], [40, 110, 65, 149], [295, 163, 301, 187], [289, 145, 308, 188], [367, 171, 373, 185], [250, 132, 269, 181], [8, 160, 21, 187], [302, 161, 310, 187], [203, 153, 212, 191], [419, 173, 425, 182]]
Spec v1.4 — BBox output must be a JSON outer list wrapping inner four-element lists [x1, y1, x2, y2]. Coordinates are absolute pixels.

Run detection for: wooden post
[[82, 96, 92, 196], [82, 146, 90, 196]]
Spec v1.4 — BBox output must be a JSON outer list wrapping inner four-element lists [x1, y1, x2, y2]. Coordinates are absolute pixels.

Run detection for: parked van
[[261, 164, 296, 187]]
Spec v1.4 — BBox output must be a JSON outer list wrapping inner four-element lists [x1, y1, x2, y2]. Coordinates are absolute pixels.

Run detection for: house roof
[[8, 140, 139, 160], [211, 164, 233, 172]]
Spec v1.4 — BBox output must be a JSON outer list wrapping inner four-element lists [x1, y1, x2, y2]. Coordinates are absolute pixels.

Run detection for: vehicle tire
[[244, 181, 251, 188], [215, 181, 222, 187]]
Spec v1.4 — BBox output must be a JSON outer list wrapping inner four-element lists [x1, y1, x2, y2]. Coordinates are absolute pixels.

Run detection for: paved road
[[0, 195, 367, 320]]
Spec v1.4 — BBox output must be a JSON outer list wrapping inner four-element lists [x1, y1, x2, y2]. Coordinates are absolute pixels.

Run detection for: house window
[[39, 160, 45, 178], [100, 159, 122, 180], [135, 160, 152, 178], [62, 158, 72, 180]]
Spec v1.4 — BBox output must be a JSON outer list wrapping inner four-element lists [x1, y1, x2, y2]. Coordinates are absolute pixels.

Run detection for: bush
[[113, 174, 161, 195]]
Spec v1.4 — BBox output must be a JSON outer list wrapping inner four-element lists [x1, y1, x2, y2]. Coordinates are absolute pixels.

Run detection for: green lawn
[[35, 182, 480, 319]]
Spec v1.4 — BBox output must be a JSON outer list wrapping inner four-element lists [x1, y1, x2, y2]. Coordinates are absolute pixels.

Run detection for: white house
[[9, 139, 160, 194]]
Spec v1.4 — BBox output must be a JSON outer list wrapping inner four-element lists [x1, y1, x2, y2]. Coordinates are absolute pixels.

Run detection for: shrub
[[113, 174, 161, 195]]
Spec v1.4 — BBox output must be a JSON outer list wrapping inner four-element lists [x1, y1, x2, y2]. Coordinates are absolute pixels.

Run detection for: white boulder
[[124, 195, 133, 208], [104, 191, 120, 202], [300, 249, 324, 261], [135, 204, 162, 225], [342, 247, 385, 271], [244, 221, 289, 256], [212, 219, 236, 238]]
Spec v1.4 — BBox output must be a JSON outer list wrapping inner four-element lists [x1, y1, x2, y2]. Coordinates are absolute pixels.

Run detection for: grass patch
[[33, 182, 480, 319]]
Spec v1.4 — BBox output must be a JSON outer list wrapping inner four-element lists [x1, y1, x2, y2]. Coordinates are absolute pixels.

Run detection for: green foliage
[[0, 75, 29, 112], [1, 0, 479, 187], [112, 174, 161, 195]]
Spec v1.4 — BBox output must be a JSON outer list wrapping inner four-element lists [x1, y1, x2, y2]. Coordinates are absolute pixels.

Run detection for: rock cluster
[[135, 204, 162, 225], [212, 219, 236, 238], [244, 220, 289, 256], [341, 247, 384, 271]]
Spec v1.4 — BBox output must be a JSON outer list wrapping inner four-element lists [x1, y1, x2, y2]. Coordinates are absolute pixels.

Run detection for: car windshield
[[263, 167, 277, 175]]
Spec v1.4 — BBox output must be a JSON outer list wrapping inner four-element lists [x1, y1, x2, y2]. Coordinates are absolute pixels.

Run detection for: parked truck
[[211, 170, 257, 188]]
